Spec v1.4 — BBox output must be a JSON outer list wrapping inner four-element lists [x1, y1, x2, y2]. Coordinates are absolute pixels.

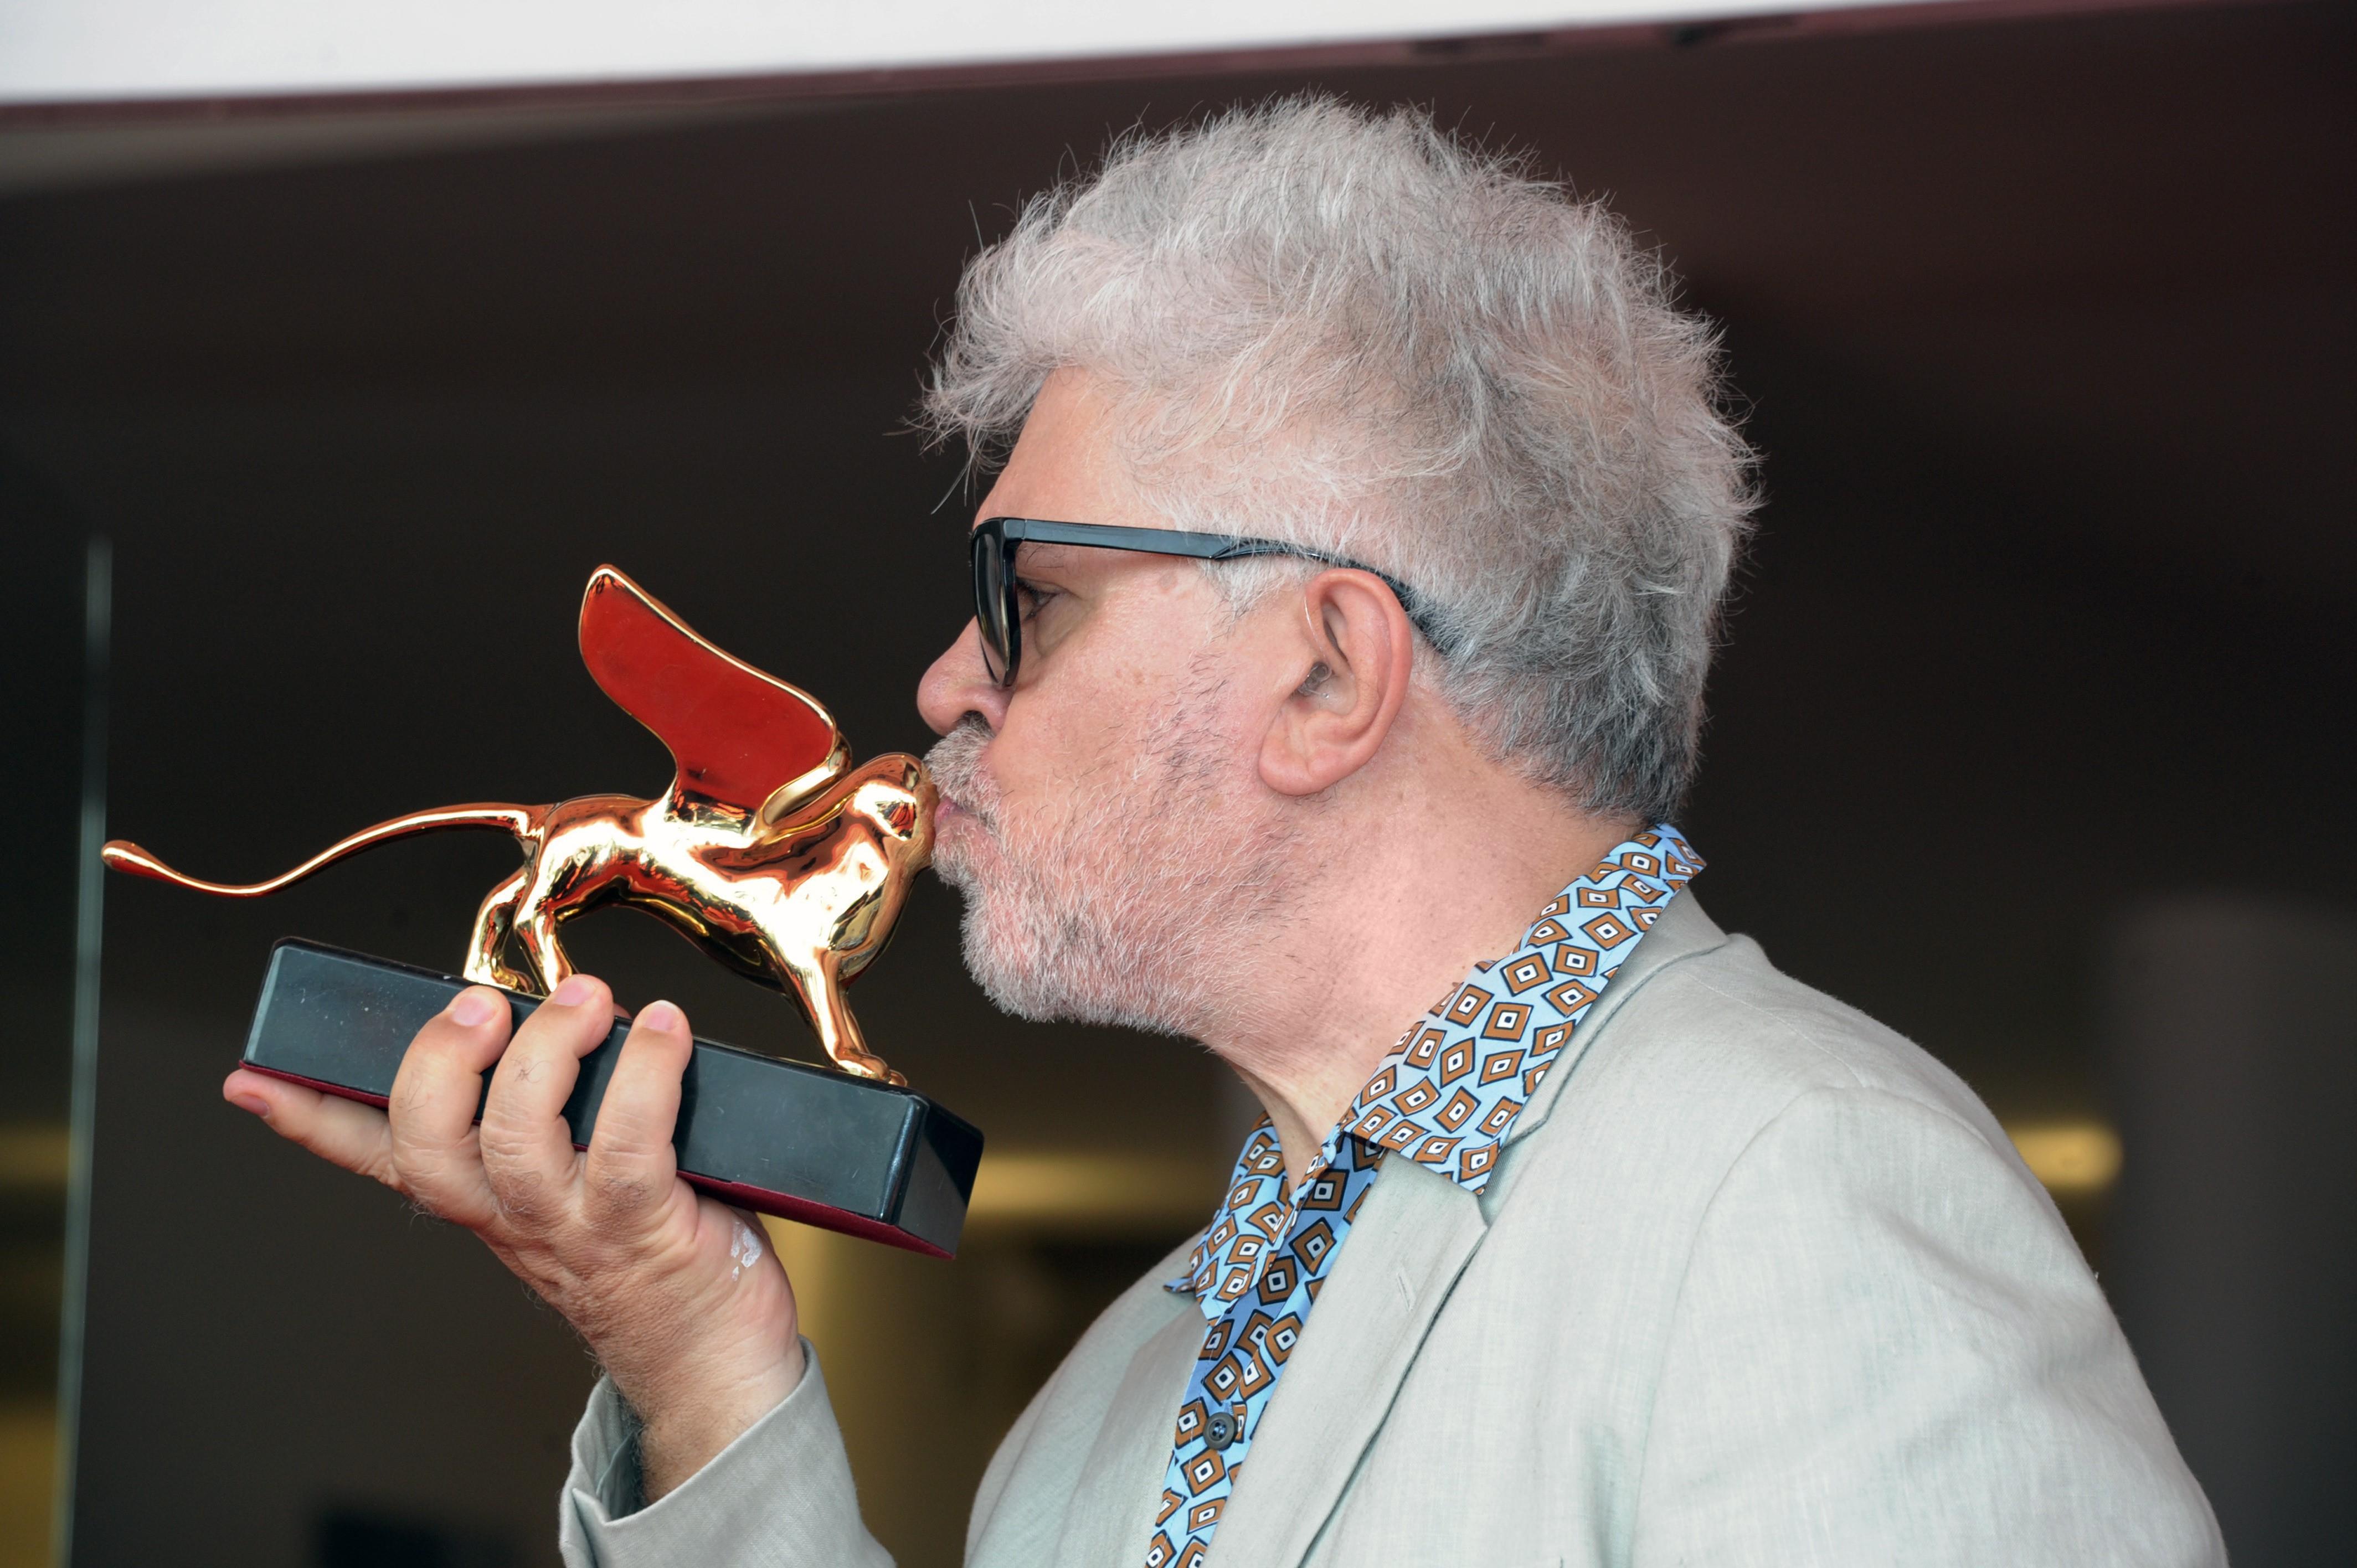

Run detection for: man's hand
[[222, 974, 802, 1501]]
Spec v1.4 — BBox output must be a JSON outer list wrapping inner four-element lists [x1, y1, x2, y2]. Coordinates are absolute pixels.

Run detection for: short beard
[[924, 690, 1304, 1039]]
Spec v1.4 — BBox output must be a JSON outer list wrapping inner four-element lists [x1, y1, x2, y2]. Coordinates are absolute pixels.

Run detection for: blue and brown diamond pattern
[[1342, 825, 1698, 1193], [1145, 1129, 1382, 1568], [1144, 826, 1700, 1567]]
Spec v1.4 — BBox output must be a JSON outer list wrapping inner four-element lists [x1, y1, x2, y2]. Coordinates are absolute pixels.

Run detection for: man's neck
[[1198, 737, 1638, 1188]]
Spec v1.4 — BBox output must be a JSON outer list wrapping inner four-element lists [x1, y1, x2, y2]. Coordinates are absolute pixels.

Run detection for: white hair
[[923, 96, 1756, 821]]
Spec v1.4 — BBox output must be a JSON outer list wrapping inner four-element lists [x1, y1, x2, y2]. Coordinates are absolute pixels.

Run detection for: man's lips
[[934, 795, 990, 837]]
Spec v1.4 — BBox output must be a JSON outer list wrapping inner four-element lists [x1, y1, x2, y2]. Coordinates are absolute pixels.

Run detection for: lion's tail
[[101, 803, 541, 898]]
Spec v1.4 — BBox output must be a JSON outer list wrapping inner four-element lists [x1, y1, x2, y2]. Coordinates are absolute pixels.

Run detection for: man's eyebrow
[[1010, 541, 1086, 573]]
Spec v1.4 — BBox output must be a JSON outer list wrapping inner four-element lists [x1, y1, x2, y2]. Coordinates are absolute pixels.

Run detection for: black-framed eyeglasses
[[970, 515, 1450, 688]]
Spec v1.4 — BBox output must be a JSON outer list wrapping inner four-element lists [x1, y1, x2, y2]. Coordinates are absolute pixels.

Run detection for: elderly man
[[225, 100, 2221, 1565]]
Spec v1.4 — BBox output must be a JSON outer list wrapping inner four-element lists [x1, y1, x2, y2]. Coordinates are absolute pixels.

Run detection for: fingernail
[[449, 990, 499, 1027], [548, 976, 596, 1008], [230, 1093, 271, 1119], [639, 999, 685, 1034]]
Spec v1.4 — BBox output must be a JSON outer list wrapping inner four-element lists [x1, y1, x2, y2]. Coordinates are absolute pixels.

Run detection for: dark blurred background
[[2, 2, 2351, 1564]]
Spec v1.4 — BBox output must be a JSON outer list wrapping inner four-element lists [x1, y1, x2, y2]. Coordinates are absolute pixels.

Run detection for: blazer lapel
[[1507, 890, 1731, 1143], [1201, 895, 1727, 1565], [1053, 1303, 1201, 1568], [1206, 1157, 1490, 1566]]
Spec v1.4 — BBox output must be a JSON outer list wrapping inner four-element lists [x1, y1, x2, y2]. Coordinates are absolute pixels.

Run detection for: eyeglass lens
[[973, 533, 1012, 684]]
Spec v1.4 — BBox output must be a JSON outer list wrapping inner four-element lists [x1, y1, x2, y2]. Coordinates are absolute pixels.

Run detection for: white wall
[[2, 0, 1969, 105]]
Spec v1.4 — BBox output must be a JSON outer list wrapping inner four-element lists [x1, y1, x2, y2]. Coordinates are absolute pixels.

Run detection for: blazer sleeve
[[559, 1339, 893, 1568], [1630, 1085, 2224, 1567]]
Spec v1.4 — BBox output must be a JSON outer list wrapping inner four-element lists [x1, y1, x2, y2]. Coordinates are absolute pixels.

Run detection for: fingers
[[385, 985, 513, 1226], [224, 1068, 397, 1187], [477, 974, 614, 1220], [232, 972, 700, 1278], [231, 976, 804, 1473], [581, 1000, 693, 1231]]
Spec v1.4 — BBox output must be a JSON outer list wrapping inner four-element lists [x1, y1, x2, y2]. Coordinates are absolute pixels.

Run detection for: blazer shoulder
[[1489, 920, 2022, 1227], [1617, 927, 2006, 1139]]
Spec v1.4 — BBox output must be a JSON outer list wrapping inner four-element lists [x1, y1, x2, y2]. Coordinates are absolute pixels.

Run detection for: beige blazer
[[559, 896, 2224, 1566]]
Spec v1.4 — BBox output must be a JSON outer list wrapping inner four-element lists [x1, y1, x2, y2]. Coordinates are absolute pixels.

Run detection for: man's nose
[[917, 619, 1010, 737]]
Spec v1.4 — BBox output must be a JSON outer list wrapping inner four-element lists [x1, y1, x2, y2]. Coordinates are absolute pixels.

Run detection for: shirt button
[[1206, 1411, 1237, 1450]]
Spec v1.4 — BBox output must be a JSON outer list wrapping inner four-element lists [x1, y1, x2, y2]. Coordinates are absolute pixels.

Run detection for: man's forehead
[[973, 371, 1154, 529]]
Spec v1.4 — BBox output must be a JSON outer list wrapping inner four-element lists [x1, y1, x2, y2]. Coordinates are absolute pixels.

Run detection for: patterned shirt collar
[[1169, 825, 1701, 1310]]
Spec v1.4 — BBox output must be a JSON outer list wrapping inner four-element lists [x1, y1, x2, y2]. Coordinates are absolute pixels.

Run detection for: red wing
[[579, 566, 847, 819]]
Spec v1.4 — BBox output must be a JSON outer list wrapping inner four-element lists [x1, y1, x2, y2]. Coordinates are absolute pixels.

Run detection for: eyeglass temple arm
[[992, 519, 1451, 651], [1206, 539, 1451, 651]]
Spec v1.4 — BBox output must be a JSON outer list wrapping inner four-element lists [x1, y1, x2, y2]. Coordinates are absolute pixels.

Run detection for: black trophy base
[[241, 938, 982, 1257]]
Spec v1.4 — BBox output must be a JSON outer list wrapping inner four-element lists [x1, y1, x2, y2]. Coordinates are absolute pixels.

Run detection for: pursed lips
[[934, 793, 992, 837]]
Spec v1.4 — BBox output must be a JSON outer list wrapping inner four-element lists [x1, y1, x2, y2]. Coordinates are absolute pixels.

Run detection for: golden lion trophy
[[102, 567, 981, 1256]]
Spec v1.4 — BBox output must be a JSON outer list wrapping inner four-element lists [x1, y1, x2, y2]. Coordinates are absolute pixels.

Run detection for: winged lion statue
[[102, 566, 936, 1085]]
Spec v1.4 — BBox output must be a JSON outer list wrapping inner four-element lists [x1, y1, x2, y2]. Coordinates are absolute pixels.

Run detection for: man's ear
[[1257, 569, 1416, 797]]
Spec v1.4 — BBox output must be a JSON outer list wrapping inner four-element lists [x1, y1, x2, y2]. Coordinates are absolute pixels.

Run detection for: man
[[224, 99, 2222, 1565]]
